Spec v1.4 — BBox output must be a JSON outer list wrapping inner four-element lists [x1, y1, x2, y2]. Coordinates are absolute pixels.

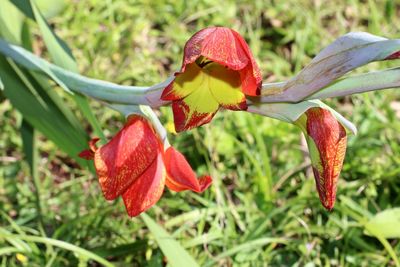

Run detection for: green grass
[[1, 0, 400, 266]]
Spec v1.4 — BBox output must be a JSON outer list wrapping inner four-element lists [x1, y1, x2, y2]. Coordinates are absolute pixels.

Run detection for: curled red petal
[[231, 30, 262, 96], [306, 108, 347, 210], [164, 147, 212, 193], [89, 137, 100, 152], [78, 149, 94, 160], [94, 115, 160, 200], [78, 137, 100, 160], [181, 27, 217, 72], [199, 27, 249, 71], [122, 153, 166, 217]]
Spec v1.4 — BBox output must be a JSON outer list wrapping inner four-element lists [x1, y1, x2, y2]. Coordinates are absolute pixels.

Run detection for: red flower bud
[[298, 108, 347, 210]]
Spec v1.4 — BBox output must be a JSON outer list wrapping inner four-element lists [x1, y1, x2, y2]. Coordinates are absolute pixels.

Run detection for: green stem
[[0, 39, 169, 106]]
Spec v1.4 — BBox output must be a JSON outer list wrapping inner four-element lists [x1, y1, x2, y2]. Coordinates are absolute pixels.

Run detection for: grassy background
[[1, 0, 400, 266]]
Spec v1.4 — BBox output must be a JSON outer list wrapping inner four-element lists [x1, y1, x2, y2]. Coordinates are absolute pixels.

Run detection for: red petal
[[231, 30, 262, 96], [122, 153, 166, 217], [78, 149, 94, 160], [94, 115, 160, 200], [171, 100, 217, 132], [181, 27, 217, 72], [306, 108, 347, 210], [200, 27, 249, 71], [181, 27, 262, 96], [239, 65, 262, 96], [160, 81, 178, 101], [164, 147, 212, 193], [78, 137, 100, 160]]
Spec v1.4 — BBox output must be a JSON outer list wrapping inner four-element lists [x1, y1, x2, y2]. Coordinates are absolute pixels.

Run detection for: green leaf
[[29, 0, 106, 141], [92, 241, 147, 258], [309, 67, 400, 99], [365, 208, 400, 238], [30, 0, 76, 71], [248, 99, 357, 135], [0, 39, 152, 104], [0, 55, 88, 165], [261, 32, 400, 102], [204, 237, 288, 267], [141, 213, 200, 267], [0, 229, 115, 267], [10, 0, 35, 19], [34, 0, 67, 19], [20, 119, 46, 232], [11, 0, 67, 20], [20, 119, 38, 187], [0, 0, 24, 44]]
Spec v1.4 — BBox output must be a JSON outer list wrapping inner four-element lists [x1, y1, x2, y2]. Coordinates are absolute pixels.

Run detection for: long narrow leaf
[[141, 213, 200, 267], [0, 39, 160, 104], [260, 32, 400, 102], [29, 1, 106, 141], [0, 56, 88, 165], [248, 99, 357, 134], [0, 230, 115, 267], [0, 0, 24, 44], [307, 67, 400, 99]]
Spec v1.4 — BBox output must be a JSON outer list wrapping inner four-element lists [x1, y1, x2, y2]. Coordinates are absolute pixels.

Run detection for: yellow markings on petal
[[182, 80, 219, 114], [178, 62, 244, 114], [171, 61, 248, 130], [169, 63, 204, 99], [205, 63, 245, 107]]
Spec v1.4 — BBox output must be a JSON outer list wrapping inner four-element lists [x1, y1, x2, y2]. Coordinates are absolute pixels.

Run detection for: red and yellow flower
[[296, 107, 347, 210], [161, 27, 262, 132], [79, 115, 212, 217]]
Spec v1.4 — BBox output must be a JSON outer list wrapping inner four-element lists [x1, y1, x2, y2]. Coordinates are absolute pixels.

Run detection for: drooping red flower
[[161, 27, 262, 132], [296, 108, 347, 210], [79, 115, 212, 217]]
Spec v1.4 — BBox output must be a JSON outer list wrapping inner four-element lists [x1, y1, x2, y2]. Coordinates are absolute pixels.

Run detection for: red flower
[[79, 115, 212, 217], [297, 108, 347, 210], [161, 27, 262, 132]]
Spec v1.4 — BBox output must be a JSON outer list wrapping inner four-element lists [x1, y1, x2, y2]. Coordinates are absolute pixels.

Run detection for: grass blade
[[0, 230, 115, 267], [141, 213, 200, 267], [0, 56, 88, 165], [29, 0, 106, 141], [204, 237, 288, 267]]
